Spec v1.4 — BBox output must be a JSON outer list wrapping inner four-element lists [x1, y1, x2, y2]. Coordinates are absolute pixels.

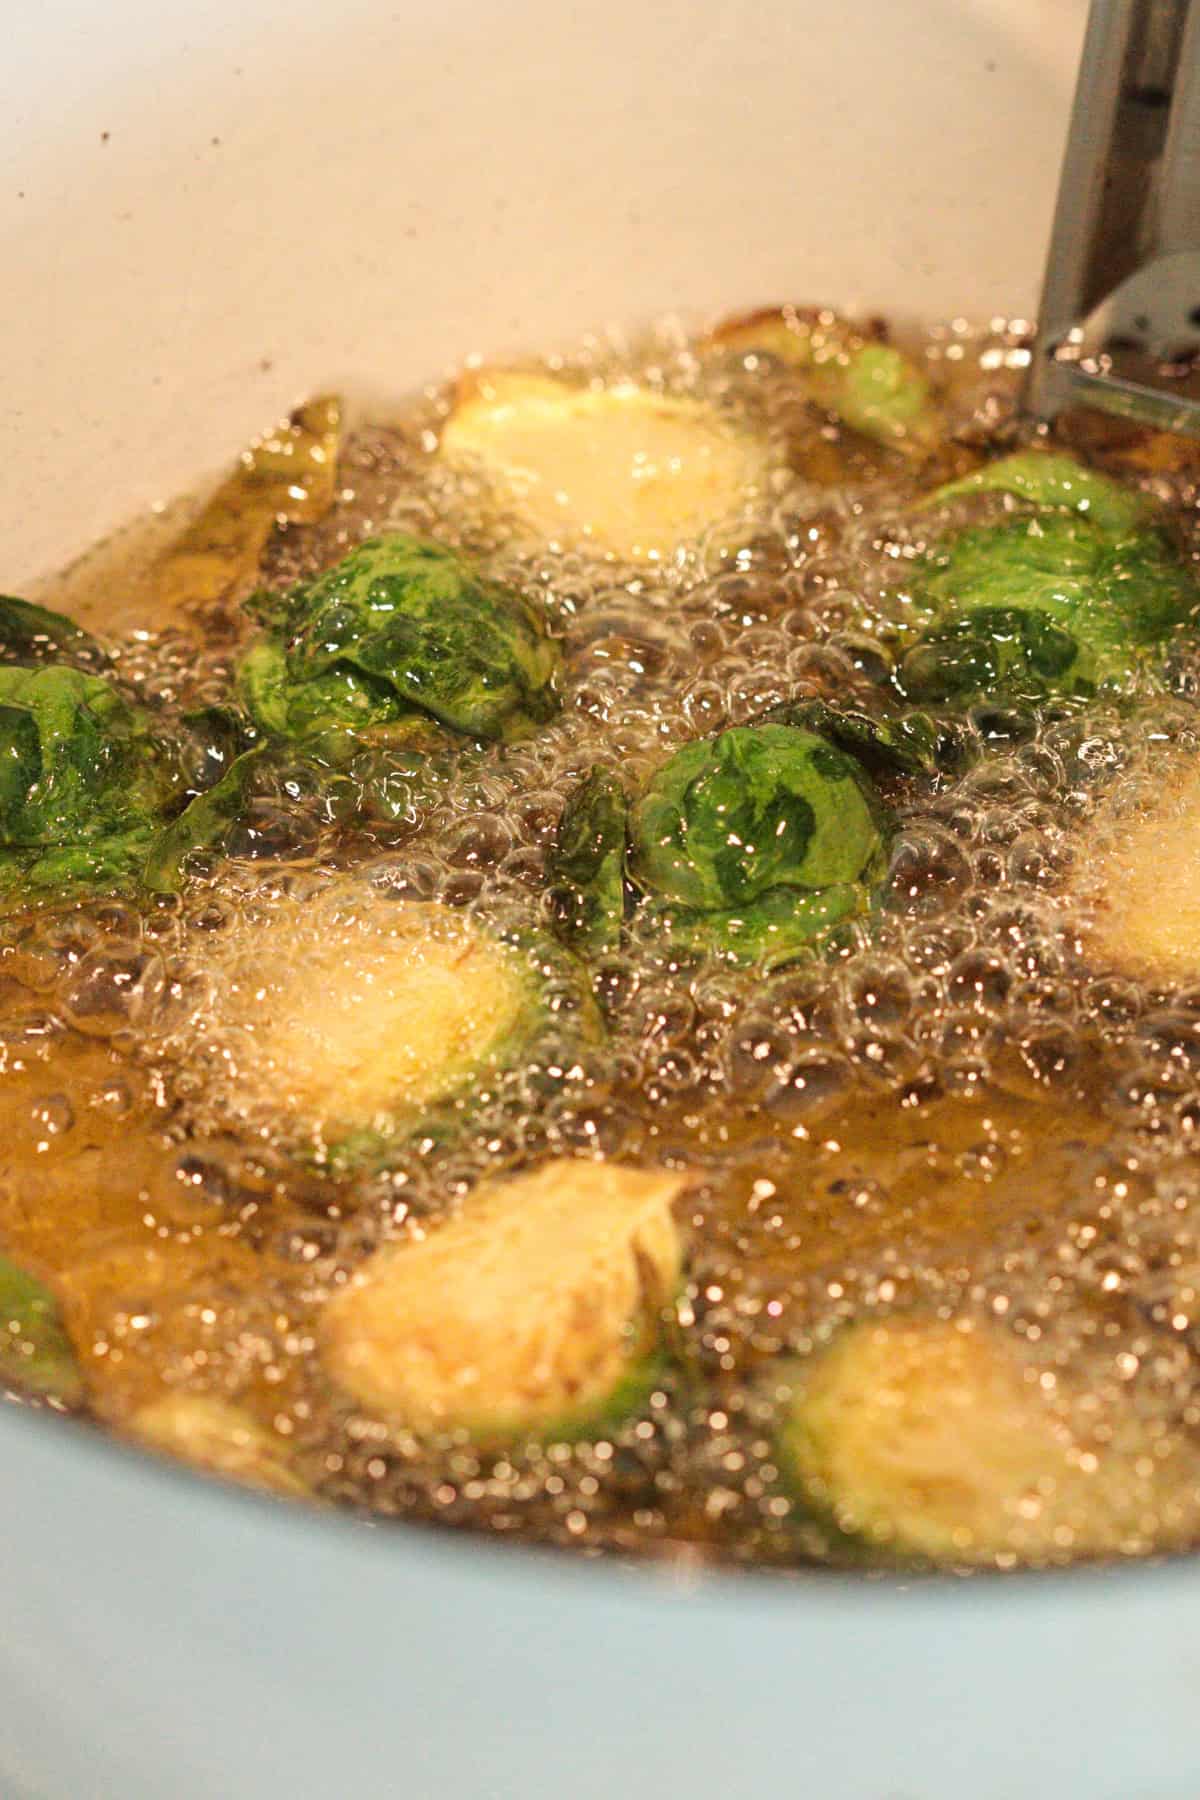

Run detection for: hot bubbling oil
[[8, 314, 1200, 1570]]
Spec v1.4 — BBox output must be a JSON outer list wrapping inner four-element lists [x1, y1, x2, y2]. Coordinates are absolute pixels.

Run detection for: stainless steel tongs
[[1026, 0, 1200, 437]]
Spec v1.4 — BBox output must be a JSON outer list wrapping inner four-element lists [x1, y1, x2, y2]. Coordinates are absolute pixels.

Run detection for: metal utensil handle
[[1026, 0, 1200, 437]]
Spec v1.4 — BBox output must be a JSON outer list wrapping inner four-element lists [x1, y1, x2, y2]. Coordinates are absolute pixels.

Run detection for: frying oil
[[7, 313, 1200, 1570]]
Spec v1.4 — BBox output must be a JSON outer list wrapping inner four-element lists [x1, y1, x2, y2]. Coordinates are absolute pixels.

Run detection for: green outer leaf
[[0, 1254, 82, 1405], [629, 725, 886, 911], [547, 768, 628, 954], [0, 596, 107, 670], [238, 638, 407, 747], [255, 533, 561, 745], [644, 880, 871, 970], [0, 829, 159, 904], [896, 514, 1199, 704], [923, 450, 1148, 534]]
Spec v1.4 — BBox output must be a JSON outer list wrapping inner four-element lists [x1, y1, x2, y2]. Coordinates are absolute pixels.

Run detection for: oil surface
[[10, 314, 1200, 1571]]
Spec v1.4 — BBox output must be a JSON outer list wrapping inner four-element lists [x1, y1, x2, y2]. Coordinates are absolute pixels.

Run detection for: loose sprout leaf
[[322, 1160, 688, 1442], [630, 725, 887, 911], [923, 448, 1149, 534], [241, 533, 560, 746], [0, 1254, 82, 1405], [0, 595, 108, 671], [131, 1395, 311, 1499], [548, 768, 628, 954], [151, 394, 342, 615], [775, 1318, 1200, 1565], [705, 306, 942, 453], [177, 702, 260, 794], [439, 371, 771, 562], [895, 513, 1200, 704], [143, 746, 268, 894], [758, 699, 945, 777]]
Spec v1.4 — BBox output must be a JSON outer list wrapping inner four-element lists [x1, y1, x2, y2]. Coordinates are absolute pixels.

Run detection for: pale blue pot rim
[[0, 1393, 1197, 1799]]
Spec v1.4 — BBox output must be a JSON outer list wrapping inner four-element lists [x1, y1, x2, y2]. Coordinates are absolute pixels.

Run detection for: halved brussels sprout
[[627, 723, 891, 967], [162, 883, 595, 1168], [322, 1159, 687, 1441], [0, 1253, 81, 1405], [439, 371, 770, 562], [776, 1317, 1200, 1564], [130, 1394, 310, 1499], [895, 453, 1198, 705], [1070, 755, 1200, 983], [239, 532, 560, 751], [705, 305, 940, 452]]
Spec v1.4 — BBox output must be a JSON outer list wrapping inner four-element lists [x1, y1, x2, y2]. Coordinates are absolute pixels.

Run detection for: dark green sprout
[[0, 603, 261, 907], [547, 767, 628, 954], [627, 723, 892, 969], [895, 452, 1199, 706], [239, 533, 561, 753], [0, 1253, 81, 1405]]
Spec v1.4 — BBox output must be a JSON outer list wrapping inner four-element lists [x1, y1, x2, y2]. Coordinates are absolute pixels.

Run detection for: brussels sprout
[[706, 306, 941, 452], [627, 724, 890, 967], [547, 767, 628, 953], [776, 1317, 1200, 1564], [130, 1395, 311, 1499], [165, 884, 596, 1169], [0, 664, 256, 906], [439, 371, 771, 562], [151, 394, 342, 615], [239, 533, 560, 750], [0, 1253, 81, 1405], [1070, 754, 1200, 983], [895, 457, 1199, 705], [924, 448, 1148, 534], [322, 1159, 687, 1441]]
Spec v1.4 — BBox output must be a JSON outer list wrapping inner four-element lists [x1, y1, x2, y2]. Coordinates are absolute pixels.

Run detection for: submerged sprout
[[547, 768, 628, 954], [130, 1395, 311, 1499], [322, 1160, 687, 1441], [896, 453, 1198, 705], [239, 532, 560, 751], [439, 371, 770, 562], [162, 885, 595, 1169], [0, 1254, 81, 1405], [706, 305, 940, 452], [628, 723, 891, 967], [776, 1318, 1200, 1564]]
